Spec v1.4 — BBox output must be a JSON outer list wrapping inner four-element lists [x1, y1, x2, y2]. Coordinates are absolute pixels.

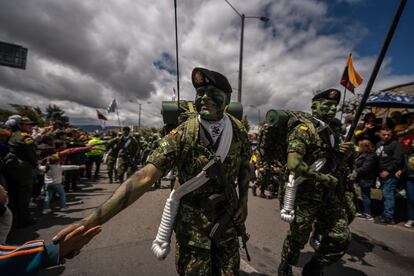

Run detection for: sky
[[0, 0, 413, 128]]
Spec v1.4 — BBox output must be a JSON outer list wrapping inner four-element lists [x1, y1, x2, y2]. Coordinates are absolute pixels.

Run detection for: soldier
[[116, 127, 140, 182], [253, 123, 278, 198], [3, 117, 38, 228], [278, 89, 354, 276], [53, 67, 251, 275], [105, 133, 121, 183]]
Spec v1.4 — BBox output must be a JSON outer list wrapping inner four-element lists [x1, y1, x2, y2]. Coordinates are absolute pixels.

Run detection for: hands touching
[[53, 224, 101, 263]]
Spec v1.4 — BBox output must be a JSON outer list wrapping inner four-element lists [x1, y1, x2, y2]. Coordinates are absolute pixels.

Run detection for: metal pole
[[238, 14, 245, 103], [340, 86, 347, 122], [138, 103, 142, 129], [174, 0, 180, 110], [258, 109, 261, 125], [346, 0, 407, 142]]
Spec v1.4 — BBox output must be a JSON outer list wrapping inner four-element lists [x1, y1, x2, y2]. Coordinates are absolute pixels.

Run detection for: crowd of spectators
[[0, 114, 113, 244], [352, 111, 414, 228]]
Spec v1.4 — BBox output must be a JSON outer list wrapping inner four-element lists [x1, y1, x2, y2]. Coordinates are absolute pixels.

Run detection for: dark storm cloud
[[0, 0, 154, 101]]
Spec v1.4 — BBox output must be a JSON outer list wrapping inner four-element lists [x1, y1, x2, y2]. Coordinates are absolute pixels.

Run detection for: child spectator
[[355, 112, 380, 144], [376, 126, 403, 225], [39, 156, 84, 215], [353, 138, 378, 221], [397, 139, 414, 228]]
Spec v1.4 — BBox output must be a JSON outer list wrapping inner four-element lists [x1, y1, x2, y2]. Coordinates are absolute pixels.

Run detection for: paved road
[[8, 169, 414, 276]]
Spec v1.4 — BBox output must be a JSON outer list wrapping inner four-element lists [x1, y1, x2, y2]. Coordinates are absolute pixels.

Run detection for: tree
[[9, 104, 45, 126], [45, 104, 69, 126]]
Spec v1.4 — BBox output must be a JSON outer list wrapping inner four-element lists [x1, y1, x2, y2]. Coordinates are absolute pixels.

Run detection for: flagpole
[[116, 109, 122, 127], [345, 0, 407, 142], [340, 86, 347, 121]]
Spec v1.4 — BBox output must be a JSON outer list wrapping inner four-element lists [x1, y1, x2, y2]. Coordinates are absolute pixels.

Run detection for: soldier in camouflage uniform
[[253, 123, 278, 198], [278, 89, 355, 276], [116, 127, 140, 182], [105, 133, 121, 183], [53, 68, 251, 275]]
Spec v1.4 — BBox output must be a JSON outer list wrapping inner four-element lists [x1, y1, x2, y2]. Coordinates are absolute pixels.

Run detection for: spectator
[[3, 117, 38, 228], [400, 114, 414, 152], [39, 156, 84, 215], [353, 138, 378, 221], [0, 184, 12, 243], [397, 139, 414, 228], [390, 111, 407, 139], [85, 133, 105, 180], [355, 112, 380, 144], [376, 126, 403, 225], [0, 225, 101, 276]]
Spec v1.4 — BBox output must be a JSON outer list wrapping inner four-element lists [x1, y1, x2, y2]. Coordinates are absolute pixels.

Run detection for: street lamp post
[[138, 101, 152, 129], [224, 0, 269, 103], [249, 105, 261, 127]]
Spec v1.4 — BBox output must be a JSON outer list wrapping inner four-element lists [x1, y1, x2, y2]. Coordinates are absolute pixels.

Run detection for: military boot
[[109, 176, 113, 184], [278, 260, 293, 276], [302, 257, 323, 276]]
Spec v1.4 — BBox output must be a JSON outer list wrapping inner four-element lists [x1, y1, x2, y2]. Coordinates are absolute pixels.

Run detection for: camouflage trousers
[[116, 158, 136, 182], [107, 157, 117, 180], [175, 238, 240, 276], [281, 192, 352, 268]]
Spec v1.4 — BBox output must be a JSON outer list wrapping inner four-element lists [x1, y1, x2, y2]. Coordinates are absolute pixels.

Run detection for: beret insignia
[[193, 70, 206, 86], [328, 90, 339, 100]]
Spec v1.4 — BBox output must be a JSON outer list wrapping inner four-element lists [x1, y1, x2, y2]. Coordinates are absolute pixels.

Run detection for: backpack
[[161, 100, 243, 134], [260, 109, 317, 168]]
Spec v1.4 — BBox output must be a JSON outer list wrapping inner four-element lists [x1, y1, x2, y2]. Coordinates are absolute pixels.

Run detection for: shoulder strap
[[181, 116, 199, 163]]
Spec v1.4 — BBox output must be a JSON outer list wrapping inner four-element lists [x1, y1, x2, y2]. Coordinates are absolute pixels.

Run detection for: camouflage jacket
[[147, 115, 251, 250], [7, 131, 37, 168], [287, 118, 342, 197]]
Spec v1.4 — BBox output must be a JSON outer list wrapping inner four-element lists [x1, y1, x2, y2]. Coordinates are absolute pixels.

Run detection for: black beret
[[191, 67, 232, 94], [312, 88, 341, 104], [122, 126, 131, 131]]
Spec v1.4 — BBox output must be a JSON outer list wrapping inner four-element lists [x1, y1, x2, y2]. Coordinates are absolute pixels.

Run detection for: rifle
[[205, 157, 251, 261]]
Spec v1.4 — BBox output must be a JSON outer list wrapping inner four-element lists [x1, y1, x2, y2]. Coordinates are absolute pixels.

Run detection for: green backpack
[[161, 100, 243, 133], [261, 110, 317, 167]]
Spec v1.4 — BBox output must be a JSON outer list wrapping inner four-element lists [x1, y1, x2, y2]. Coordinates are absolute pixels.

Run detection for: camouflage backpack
[[262, 110, 317, 168], [161, 100, 243, 134], [262, 110, 318, 202]]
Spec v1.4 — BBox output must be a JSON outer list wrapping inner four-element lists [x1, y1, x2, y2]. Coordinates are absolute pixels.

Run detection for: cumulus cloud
[[0, 0, 412, 128]]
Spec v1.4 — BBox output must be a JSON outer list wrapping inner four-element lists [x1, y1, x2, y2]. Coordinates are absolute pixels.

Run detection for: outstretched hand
[[57, 225, 102, 262]]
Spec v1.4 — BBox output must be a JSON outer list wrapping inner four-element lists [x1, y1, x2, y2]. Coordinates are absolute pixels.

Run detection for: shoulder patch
[[24, 137, 34, 144], [169, 129, 178, 136], [299, 125, 309, 132]]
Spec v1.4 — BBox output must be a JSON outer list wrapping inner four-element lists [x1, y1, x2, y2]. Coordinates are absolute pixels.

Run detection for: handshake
[[53, 224, 102, 263]]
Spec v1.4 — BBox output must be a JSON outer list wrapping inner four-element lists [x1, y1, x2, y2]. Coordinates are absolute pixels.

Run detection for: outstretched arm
[[53, 164, 163, 240]]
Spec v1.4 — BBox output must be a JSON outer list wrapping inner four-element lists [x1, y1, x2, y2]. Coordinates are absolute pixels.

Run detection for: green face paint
[[195, 85, 228, 121], [311, 99, 338, 123]]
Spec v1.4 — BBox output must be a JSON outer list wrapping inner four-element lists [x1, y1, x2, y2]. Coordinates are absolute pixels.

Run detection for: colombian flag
[[340, 53, 363, 94]]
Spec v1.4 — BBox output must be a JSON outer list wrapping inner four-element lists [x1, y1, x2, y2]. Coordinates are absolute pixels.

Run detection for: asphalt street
[[8, 168, 414, 276]]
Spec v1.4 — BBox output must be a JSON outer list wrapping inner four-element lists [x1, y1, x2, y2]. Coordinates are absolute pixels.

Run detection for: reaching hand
[[319, 173, 338, 187], [339, 142, 355, 157], [58, 225, 102, 262], [53, 223, 85, 243]]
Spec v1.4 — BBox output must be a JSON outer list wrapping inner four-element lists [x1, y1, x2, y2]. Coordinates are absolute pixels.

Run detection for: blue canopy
[[366, 93, 414, 108]]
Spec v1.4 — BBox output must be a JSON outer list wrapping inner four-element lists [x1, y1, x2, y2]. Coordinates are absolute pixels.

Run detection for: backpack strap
[[180, 116, 199, 167]]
